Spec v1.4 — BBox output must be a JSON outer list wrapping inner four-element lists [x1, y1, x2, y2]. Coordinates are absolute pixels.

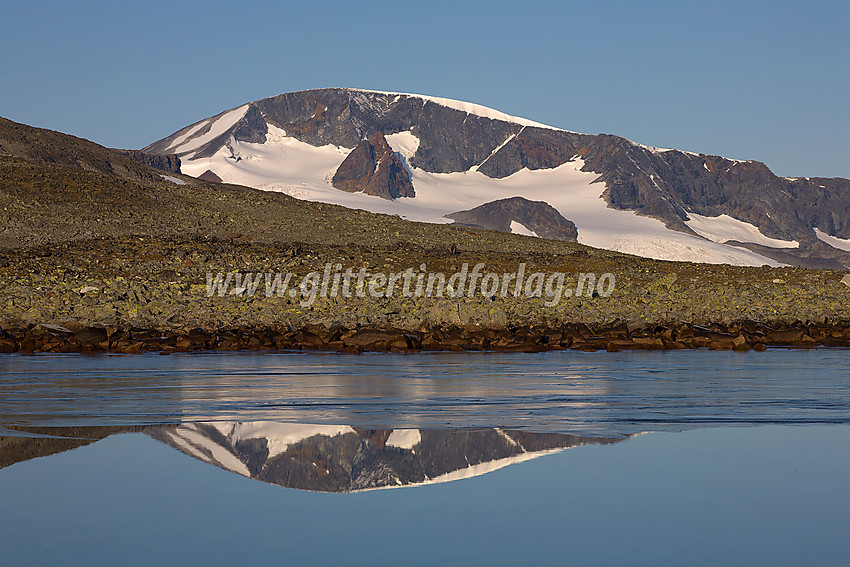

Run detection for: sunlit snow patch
[[386, 429, 422, 450], [169, 104, 250, 157], [510, 221, 539, 237], [814, 228, 850, 252], [159, 174, 186, 185], [180, 128, 783, 267], [220, 421, 356, 459], [686, 213, 799, 248], [168, 424, 250, 477]]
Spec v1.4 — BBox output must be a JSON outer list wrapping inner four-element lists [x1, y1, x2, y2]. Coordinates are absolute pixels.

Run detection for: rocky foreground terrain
[[1, 116, 850, 353]]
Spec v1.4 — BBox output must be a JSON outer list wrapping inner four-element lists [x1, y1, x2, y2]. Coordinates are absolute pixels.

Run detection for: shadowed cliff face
[[331, 131, 414, 199], [114, 150, 181, 174], [476, 126, 581, 178], [447, 196, 578, 242], [146, 422, 623, 492]]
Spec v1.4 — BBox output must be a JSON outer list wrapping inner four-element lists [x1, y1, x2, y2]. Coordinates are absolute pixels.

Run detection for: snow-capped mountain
[[146, 421, 621, 492], [144, 88, 850, 268]]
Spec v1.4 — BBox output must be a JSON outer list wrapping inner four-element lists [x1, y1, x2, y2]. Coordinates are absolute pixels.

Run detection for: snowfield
[[158, 174, 186, 185], [167, 424, 250, 477], [212, 421, 355, 459], [685, 213, 799, 249], [510, 221, 539, 237], [177, 114, 785, 266], [386, 429, 422, 450], [814, 228, 850, 252], [167, 104, 250, 157]]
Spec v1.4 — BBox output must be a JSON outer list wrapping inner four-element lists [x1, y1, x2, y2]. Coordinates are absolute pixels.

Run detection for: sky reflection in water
[[0, 349, 848, 566]]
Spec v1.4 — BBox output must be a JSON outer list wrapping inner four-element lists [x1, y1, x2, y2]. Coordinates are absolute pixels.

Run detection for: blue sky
[[1, 0, 847, 177]]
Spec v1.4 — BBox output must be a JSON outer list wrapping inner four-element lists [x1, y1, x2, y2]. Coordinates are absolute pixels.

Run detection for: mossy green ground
[[2, 235, 848, 332]]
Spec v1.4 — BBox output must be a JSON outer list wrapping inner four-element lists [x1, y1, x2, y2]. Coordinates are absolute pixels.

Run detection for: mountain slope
[[144, 88, 850, 268], [0, 114, 604, 258], [0, 116, 180, 182]]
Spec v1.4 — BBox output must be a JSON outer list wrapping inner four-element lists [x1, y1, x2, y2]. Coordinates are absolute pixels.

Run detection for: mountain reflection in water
[[0, 422, 622, 493], [147, 422, 623, 492], [1, 350, 848, 566]]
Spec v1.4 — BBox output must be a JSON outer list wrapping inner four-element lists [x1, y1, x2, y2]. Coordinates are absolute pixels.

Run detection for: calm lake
[[1, 349, 848, 566]]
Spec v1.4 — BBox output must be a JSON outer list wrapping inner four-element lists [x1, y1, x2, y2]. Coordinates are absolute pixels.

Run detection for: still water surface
[[1, 349, 847, 433], [0, 349, 848, 566]]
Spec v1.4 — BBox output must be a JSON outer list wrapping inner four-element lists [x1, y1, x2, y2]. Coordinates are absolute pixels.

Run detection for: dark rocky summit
[[447, 196, 578, 241], [0, 424, 621, 491], [331, 131, 414, 199]]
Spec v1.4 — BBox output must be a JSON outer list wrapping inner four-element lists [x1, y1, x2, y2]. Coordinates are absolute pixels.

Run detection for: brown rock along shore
[[2, 320, 848, 355]]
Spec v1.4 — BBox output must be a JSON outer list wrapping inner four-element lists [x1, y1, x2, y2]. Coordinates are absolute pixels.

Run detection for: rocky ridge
[[114, 149, 181, 174]]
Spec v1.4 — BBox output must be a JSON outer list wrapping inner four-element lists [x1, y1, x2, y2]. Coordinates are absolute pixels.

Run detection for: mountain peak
[[341, 87, 559, 130], [142, 89, 850, 268]]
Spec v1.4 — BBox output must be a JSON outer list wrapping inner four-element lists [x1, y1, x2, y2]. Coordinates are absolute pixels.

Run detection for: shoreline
[[2, 320, 848, 354], [3, 238, 850, 354]]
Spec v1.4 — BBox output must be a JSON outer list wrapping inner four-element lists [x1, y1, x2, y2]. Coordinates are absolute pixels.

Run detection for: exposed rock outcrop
[[476, 127, 580, 178], [447, 196, 578, 241], [197, 169, 222, 183], [331, 131, 414, 199], [229, 104, 268, 145], [114, 149, 181, 174]]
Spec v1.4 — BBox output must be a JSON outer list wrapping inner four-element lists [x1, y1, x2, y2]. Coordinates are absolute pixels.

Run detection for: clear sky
[[1, 0, 847, 178]]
